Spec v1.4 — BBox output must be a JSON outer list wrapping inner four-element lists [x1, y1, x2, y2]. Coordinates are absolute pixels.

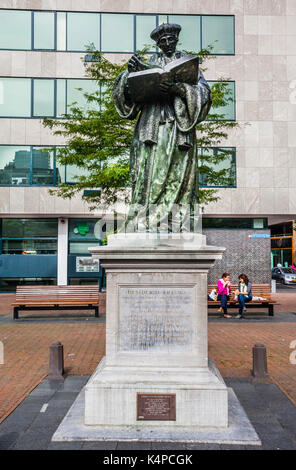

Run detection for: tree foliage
[[43, 46, 239, 211]]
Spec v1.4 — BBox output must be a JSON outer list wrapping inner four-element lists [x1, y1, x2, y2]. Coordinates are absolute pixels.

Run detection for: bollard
[[250, 343, 271, 384], [48, 341, 64, 380]]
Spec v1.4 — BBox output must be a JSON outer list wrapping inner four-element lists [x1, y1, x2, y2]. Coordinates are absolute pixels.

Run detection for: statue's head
[[150, 23, 181, 57]]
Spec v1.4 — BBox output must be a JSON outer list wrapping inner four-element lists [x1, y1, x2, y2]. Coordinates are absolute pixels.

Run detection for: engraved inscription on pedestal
[[119, 286, 194, 351], [137, 393, 176, 421]]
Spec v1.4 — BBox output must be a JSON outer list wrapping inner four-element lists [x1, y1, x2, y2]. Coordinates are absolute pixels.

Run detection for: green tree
[[43, 47, 238, 212]]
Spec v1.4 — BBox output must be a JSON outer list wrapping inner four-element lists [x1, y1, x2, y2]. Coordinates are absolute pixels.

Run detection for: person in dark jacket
[[235, 273, 252, 319]]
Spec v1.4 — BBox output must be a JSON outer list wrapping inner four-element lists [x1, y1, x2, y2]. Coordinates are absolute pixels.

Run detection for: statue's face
[[157, 34, 178, 57]]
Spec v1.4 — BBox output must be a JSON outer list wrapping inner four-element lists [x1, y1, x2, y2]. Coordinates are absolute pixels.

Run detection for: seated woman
[[217, 272, 232, 319], [235, 273, 252, 319]]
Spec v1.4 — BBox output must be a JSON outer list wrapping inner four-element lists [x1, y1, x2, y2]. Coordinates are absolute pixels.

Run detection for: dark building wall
[[204, 229, 271, 285]]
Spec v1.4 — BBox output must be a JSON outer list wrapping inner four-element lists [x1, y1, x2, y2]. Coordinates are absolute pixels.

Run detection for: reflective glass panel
[[34, 11, 55, 50], [32, 147, 54, 185], [168, 15, 201, 52], [67, 79, 98, 113], [202, 16, 234, 54], [136, 15, 156, 52], [0, 10, 31, 50], [0, 78, 31, 117], [65, 164, 90, 183], [57, 12, 66, 50], [101, 14, 134, 52], [69, 241, 101, 254], [208, 81, 235, 120], [2, 218, 58, 238], [33, 79, 55, 117], [56, 79, 66, 117], [1, 278, 57, 292], [67, 12, 100, 51], [68, 219, 101, 240], [2, 239, 57, 255], [0, 146, 31, 185], [198, 148, 236, 187]]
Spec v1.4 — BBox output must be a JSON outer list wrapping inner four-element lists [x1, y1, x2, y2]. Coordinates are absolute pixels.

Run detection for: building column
[[57, 218, 68, 285]]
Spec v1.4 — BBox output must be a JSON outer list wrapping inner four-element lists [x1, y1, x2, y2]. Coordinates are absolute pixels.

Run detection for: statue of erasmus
[[112, 23, 212, 232]]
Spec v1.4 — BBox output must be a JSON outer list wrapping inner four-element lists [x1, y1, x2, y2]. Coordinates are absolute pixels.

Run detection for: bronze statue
[[113, 23, 212, 232]]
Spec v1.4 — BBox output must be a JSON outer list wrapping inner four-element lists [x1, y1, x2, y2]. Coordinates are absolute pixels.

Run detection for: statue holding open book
[[113, 23, 212, 232]]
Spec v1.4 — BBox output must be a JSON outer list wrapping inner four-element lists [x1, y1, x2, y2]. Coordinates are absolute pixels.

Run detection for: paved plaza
[[0, 290, 296, 450]]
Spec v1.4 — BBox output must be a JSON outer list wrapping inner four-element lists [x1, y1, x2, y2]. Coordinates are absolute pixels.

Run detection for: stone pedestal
[[85, 233, 228, 430]]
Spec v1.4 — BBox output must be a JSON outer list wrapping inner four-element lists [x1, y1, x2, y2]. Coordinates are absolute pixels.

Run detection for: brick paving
[[0, 291, 295, 426]]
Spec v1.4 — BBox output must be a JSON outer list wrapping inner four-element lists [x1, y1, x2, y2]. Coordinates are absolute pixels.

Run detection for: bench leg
[[13, 307, 19, 320], [95, 306, 99, 318], [268, 304, 274, 316]]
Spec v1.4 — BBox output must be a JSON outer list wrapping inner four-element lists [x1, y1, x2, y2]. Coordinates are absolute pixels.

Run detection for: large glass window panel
[[202, 16, 234, 54], [136, 15, 156, 51], [33, 11, 55, 50], [69, 241, 101, 254], [56, 79, 66, 117], [208, 81, 235, 120], [0, 78, 31, 117], [67, 79, 98, 113], [1, 278, 57, 292], [33, 79, 55, 117], [198, 147, 236, 187], [168, 15, 201, 52], [57, 12, 66, 50], [0, 146, 31, 185], [0, 10, 31, 50], [69, 219, 101, 240], [32, 147, 54, 185], [65, 164, 90, 183], [2, 218, 58, 238], [67, 12, 100, 51], [2, 239, 57, 255], [101, 14, 134, 52]]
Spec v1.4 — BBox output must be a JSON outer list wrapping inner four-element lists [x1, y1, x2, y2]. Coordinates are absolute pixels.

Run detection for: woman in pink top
[[217, 272, 231, 318]]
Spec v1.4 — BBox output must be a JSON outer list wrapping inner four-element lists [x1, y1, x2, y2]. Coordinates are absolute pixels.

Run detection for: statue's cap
[[150, 23, 181, 42]]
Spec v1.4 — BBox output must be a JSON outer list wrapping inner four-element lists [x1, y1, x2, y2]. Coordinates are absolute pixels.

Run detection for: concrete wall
[[205, 229, 271, 284]]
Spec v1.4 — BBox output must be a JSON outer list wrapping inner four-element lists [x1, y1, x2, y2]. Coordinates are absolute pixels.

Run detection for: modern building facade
[[0, 0, 295, 290]]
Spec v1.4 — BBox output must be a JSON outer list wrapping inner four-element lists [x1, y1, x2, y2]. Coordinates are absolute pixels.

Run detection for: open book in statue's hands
[[127, 55, 199, 103]]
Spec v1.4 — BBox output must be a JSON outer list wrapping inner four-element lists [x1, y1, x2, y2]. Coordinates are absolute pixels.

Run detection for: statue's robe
[[113, 51, 212, 231]]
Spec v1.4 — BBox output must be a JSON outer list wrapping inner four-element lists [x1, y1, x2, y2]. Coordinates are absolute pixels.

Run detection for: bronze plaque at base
[[137, 393, 176, 421]]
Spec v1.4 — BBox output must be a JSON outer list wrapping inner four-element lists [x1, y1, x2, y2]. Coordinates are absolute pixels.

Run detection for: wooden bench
[[12, 285, 99, 319], [207, 284, 277, 316]]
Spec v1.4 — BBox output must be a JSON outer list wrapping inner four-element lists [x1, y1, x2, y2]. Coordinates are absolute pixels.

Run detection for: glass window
[[57, 12, 66, 51], [56, 79, 66, 117], [69, 278, 99, 286], [65, 164, 90, 183], [202, 16, 234, 54], [2, 239, 57, 255], [208, 81, 235, 121], [198, 148, 236, 187], [0, 146, 31, 185], [136, 15, 156, 51], [101, 14, 134, 52], [0, 78, 31, 117], [168, 15, 201, 52], [202, 218, 268, 230], [33, 11, 55, 50], [0, 10, 31, 50], [69, 241, 101, 254], [2, 218, 58, 238], [33, 79, 55, 117], [32, 147, 54, 185], [1, 278, 57, 292], [67, 12, 100, 51], [66, 79, 98, 113], [68, 219, 101, 240]]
